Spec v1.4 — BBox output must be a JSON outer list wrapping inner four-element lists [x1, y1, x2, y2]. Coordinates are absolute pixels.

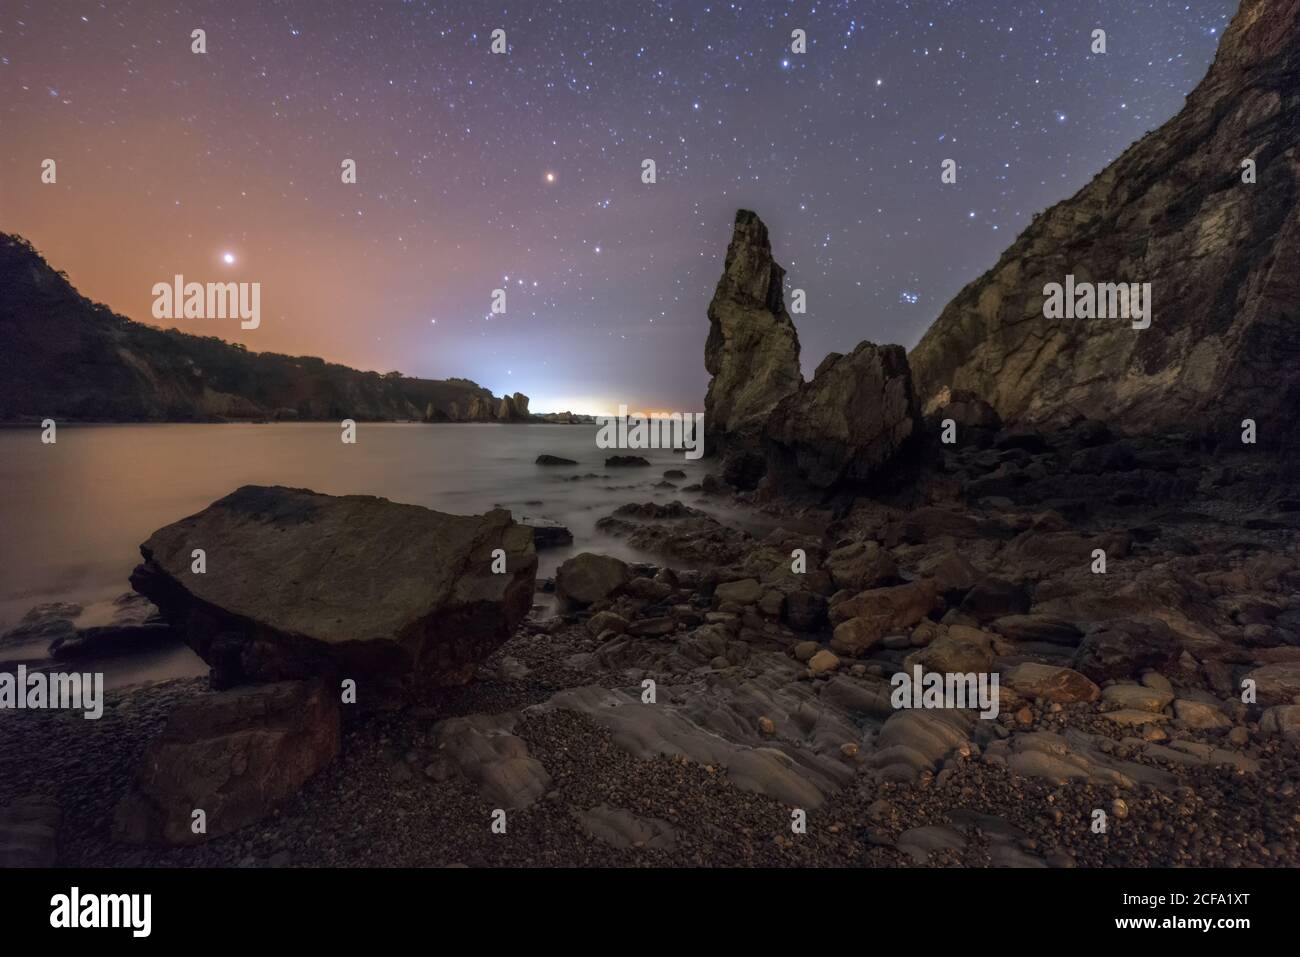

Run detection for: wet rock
[[1260, 705, 1300, 738], [522, 519, 574, 549], [627, 616, 676, 637], [959, 578, 1031, 622], [714, 578, 763, 606], [130, 486, 536, 691], [534, 684, 848, 808], [1004, 664, 1100, 704], [49, 593, 178, 660], [917, 550, 978, 599], [1172, 699, 1231, 730], [830, 581, 938, 655], [535, 454, 578, 466], [1072, 618, 1182, 682], [625, 577, 673, 602], [869, 710, 973, 783], [792, 641, 819, 662], [1103, 709, 1171, 728], [605, 455, 651, 467], [897, 824, 967, 864], [904, 633, 996, 675], [1244, 662, 1300, 706], [586, 611, 629, 637], [991, 614, 1082, 646], [825, 540, 899, 592], [1101, 684, 1173, 713], [0, 602, 80, 651], [556, 553, 630, 607]]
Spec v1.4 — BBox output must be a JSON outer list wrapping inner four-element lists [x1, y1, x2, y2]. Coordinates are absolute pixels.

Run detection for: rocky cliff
[[765, 341, 920, 490], [703, 210, 803, 455], [0, 233, 533, 423], [703, 210, 920, 490], [909, 0, 1300, 447]]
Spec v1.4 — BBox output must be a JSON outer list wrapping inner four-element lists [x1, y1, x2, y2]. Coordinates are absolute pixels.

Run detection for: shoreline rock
[[129, 485, 536, 692]]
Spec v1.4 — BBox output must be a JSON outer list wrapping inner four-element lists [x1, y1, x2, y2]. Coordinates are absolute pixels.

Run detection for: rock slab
[[130, 485, 536, 690], [113, 680, 340, 846]]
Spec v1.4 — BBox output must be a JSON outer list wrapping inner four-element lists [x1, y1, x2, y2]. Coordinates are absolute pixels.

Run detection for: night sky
[[2, 0, 1234, 414]]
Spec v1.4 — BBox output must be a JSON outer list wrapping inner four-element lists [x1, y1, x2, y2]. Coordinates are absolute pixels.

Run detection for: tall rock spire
[[703, 210, 803, 458]]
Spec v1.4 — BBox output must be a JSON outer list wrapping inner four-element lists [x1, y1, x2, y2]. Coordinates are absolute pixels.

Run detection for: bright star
[[222, 252, 235, 265]]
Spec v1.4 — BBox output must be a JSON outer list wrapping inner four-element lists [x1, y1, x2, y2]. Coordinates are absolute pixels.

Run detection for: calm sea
[[0, 423, 750, 684]]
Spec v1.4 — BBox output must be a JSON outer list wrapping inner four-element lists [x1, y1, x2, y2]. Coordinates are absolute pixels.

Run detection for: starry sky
[[2, 0, 1235, 415]]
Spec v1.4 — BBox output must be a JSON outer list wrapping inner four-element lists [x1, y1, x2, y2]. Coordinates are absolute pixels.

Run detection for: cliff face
[[703, 211, 920, 490], [909, 0, 1300, 446], [0, 233, 529, 423], [764, 341, 920, 490]]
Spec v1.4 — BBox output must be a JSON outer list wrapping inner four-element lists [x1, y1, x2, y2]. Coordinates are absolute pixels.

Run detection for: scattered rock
[[556, 553, 630, 607], [1005, 663, 1100, 703], [714, 578, 762, 606], [808, 649, 841, 676], [1101, 684, 1173, 713], [1172, 699, 1232, 730], [113, 680, 340, 845], [1072, 619, 1182, 683]]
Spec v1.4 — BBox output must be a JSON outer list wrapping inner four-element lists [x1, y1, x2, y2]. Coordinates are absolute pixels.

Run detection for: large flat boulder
[[113, 680, 340, 846], [130, 485, 536, 690]]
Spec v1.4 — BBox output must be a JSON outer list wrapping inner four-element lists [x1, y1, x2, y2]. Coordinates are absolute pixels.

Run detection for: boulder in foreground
[[113, 680, 339, 845], [556, 553, 630, 606], [130, 485, 536, 691]]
